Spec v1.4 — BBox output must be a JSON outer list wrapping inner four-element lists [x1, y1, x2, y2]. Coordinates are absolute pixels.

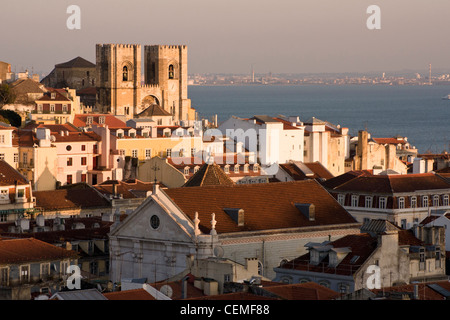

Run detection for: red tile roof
[[279, 233, 378, 276], [36, 90, 71, 102], [103, 289, 155, 300], [325, 172, 450, 194], [262, 282, 340, 300], [0, 238, 78, 264], [280, 161, 334, 181], [33, 188, 110, 211], [371, 280, 450, 300], [150, 274, 205, 300], [0, 160, 29, 186], [373, 138, 407, 145], [183, 163, 235, 187], [94, 179, 158, 199], [163, 180, 357, 234], [73, 114, 128, 129]]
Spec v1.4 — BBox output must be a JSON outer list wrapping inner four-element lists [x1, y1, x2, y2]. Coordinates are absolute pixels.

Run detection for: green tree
[[0, 110, 21, 127], [0, 84, 16, 106]]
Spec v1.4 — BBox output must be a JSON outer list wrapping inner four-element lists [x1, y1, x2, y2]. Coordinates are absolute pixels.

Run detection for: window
[[168, 64, 174, 79], [145, 149, 152, 160], [191, 148, 196, 157], [119, 149, 126, 156], [81, 157, 87, 166], [419, 248, 425, 271], [253, 164, 259, 172], [67, 174, 72, 185], [351, 195, 359, 207], [184, 167, 190, 175], [444, 195, 449, 207], [50, 104, 55, 112], [436, 247, 442, 268], [0, 189, 8, 201], [86, 116, 93, 125], [379, 197, 387, 209], [0, 153, 4, 161], [401, 219, 407, 229], [0, 267, 8, 286], [150, 215, 160, 229], [62, 104, 68, 113], [433, 195, 440, 207], [122, 66, 129, 81], [20, 265, 29, 282], [244, 164, 249, 173], [99, 116, 105, 124], [411, 196, 417, 208], [224, 274, 231, 282], [14, 153, 18, 163], [318, 280, 330, 289], [224, 165, 230, 174], [81, 174, 87, 183], [166, 149, 172, 158], [61, 261, 69, 276], [66, 145, 72, 151], [23, 152, 28, 165], [81, 145, 86, 151], [234, 165, 240, 173], [40, 263, 50, 277], [338, 194, 345, 206], [257, 261, 263, 276], [398, 197, 405, 209], [338, 283, 349, 294], [132, 149, 138, 158], [17, 189, 24, 198], [67, 157, 73, 166], [38, 104, 43, 113], [422, 196, 429, 208], [365, 196, 373, 208], [0, 213, 7, 222], [194, 166, 199, 174]]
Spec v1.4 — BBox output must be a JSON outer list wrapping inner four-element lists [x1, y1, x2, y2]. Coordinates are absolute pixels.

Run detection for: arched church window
[[168, 64, 174, 79], [123, 66, 128, 81]]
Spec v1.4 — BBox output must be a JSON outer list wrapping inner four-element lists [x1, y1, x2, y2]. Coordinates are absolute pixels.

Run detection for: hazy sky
[[1, 0, 450, 76]]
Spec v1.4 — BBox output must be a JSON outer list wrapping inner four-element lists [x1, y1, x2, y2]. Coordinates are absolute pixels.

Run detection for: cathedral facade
[[95, 44, 196, 123]]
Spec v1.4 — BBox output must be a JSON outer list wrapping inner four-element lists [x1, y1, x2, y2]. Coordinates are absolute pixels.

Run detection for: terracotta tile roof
[[371, 280, 450, 300], [73, 114, 128, 129], [16, 130, 39, 147], [279, 233, 378, 276], [0, 160, 29, 186], [280, 161, 334, 181], [262, 282, 340, 300], [36, 90, 71, 102], [52, 131, 101, 143], [272, 117, 302, 130], [94, 179, 159, 199], [398, 229, 424, 246], [164, 180, 357, 234], [183, 163, 235, 187], [0, 238, 78, 264], [22, 123, 79, 133], [103, 289, 155, 300], [320, 170, 373, 190], [136, 104, 171, 117], [150, 274, 205, 300], [33, 188, 110, 211], [187, 292, 277, 300], [55, 56, 95, 69], [373, 138, 407, 145], [76, 87, 97, 95], [325, 172, 450, 194]]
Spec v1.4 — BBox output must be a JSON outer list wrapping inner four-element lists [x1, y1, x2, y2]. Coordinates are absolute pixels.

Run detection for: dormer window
[[234, 165, 239, 173], [183, 167, 190, 175], [244, 164, 249, 173], [86, 116, 93, 125], [224, 165, 230, 174], [98, 116, 105, 124], [51, 93, 56, 99], [253, 164, 259, 172]]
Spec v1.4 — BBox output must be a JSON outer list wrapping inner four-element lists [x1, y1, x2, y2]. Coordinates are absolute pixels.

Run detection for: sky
[[1, 0, 450, 76]]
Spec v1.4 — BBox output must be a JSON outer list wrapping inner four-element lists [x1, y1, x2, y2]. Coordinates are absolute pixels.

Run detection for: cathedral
[[95, 44, 196, 124]]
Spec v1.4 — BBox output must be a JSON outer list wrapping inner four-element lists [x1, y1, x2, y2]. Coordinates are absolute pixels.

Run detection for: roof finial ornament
[[194, 212, 200, 236], [210, 213, 217, 235]]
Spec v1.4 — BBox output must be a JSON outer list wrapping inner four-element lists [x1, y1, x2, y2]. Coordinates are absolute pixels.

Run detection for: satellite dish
[[160, 285, 173, 298], [214, 246, 224, 258]]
